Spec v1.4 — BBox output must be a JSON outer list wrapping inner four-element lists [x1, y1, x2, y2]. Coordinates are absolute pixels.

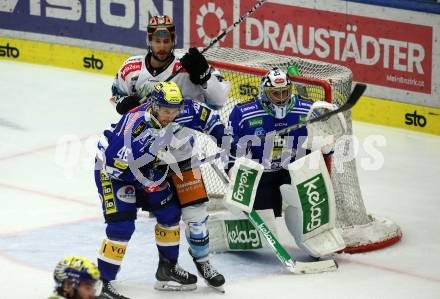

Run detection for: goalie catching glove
[[302, 101, 347, 154], [180, 48, 212, 85]]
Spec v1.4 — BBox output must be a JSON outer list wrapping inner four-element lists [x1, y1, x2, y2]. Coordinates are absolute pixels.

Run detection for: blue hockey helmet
[[259, 68, 293, 119]]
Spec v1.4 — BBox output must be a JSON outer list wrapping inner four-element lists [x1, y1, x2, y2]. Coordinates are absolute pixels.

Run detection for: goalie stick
[[209, 162, 338, 274], [275, 83, 367, 136]]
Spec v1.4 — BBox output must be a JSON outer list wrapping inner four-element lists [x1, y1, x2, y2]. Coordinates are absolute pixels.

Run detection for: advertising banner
[[240, 2, 432, 95], [0, 0, 184, 49], [188, 0, 439, 107]]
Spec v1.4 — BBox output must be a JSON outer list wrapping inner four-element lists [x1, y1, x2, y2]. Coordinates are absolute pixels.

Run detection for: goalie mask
[[260, 68, 294, 119]]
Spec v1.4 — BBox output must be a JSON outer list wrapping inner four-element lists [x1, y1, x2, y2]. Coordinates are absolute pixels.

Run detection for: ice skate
[[191, 251, 225, 293], [97, 279, 130, 299], [154, 253, 197, 291]]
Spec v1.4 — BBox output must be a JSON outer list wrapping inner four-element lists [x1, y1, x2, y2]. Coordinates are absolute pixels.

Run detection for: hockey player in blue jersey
[[95, 82, 226, 298], [228, 68, 344, 217]]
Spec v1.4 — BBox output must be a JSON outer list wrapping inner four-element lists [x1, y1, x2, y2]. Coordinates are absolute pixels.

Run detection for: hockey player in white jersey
[[110, 15, 230, 114]]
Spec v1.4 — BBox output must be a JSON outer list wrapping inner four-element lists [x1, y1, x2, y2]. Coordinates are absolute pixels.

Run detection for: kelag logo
[[83, 55, 103, 70], [0, 43, 19, 58], [405, 110, 427, 127]]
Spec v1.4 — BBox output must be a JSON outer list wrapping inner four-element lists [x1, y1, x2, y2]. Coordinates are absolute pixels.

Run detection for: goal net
[[177, 47, 402, 253]]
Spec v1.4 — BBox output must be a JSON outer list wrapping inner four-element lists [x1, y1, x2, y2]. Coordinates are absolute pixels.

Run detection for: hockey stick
[[275, 83, 367, 136], [209, 162, 338, 274], [177, 83, 367, 169], [165, 0, 268, 82]]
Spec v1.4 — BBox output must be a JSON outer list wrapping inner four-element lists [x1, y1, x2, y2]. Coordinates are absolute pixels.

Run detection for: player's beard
[[152, 48, 172, 63]]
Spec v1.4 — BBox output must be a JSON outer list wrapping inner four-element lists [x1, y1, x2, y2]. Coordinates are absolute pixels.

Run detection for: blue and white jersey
[[96, 98, 225, 184], [228, 95, 312, 171]]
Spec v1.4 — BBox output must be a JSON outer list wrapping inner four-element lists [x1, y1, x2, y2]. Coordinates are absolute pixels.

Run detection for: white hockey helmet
[[260, 68, 293, 119]]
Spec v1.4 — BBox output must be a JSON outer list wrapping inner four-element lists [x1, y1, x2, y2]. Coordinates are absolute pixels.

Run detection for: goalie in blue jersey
[[218, 67, 348, 259], [94, 81, 226, 298]]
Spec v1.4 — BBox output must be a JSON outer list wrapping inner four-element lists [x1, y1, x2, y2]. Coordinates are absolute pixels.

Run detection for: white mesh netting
[[176, 47, 401, 253]]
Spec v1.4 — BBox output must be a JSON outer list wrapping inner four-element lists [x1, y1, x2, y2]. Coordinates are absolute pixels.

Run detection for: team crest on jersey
[[254, 127, 265, 136]]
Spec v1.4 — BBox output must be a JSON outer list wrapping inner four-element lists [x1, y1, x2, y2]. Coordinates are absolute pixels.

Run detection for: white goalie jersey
[[111, 53, 230, 109]]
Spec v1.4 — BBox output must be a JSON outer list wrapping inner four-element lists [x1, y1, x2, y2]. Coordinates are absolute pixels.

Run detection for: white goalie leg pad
[[282, 151, 345, 257], [182, 203, 210, 258], [208, 209, 278, 253], [225, 157, 265, 213]]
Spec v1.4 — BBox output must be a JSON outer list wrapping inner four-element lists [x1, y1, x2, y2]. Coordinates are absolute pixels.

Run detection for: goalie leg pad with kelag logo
[[208, 209, 278, 252], [282, 150, 345, 257]]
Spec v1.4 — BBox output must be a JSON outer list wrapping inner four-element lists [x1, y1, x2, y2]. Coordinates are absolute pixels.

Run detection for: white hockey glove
[[302, 101, 347, 154]]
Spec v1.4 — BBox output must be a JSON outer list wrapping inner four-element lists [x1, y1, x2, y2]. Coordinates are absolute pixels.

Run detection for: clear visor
[[152, 103, 183, 121], [264, 86, 292, 106]]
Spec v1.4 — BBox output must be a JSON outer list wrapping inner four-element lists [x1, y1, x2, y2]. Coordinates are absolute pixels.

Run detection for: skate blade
[[154, 280, 197, 291], [203, 280, 225, 293]]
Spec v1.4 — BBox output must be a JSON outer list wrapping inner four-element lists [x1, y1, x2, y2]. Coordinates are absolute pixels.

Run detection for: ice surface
[[1, 60, 439, 298]]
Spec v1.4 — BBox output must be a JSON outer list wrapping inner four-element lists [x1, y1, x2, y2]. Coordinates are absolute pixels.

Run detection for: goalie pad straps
[[283, 151, 345, 257], [302, 101, 347, 154]]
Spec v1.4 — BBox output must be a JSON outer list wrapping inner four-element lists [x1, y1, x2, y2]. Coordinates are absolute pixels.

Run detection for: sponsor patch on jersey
[[100, 171, 117, 215], [114, 159, 128, 170], [116, 186, 136, 203], [200, 107, 210, 122], [254, 127, 266, 136], [248, 117, 263, 128], [241, 104, 257, 113], [132, 120, 147, 139], [121, 62, 142, 80]]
